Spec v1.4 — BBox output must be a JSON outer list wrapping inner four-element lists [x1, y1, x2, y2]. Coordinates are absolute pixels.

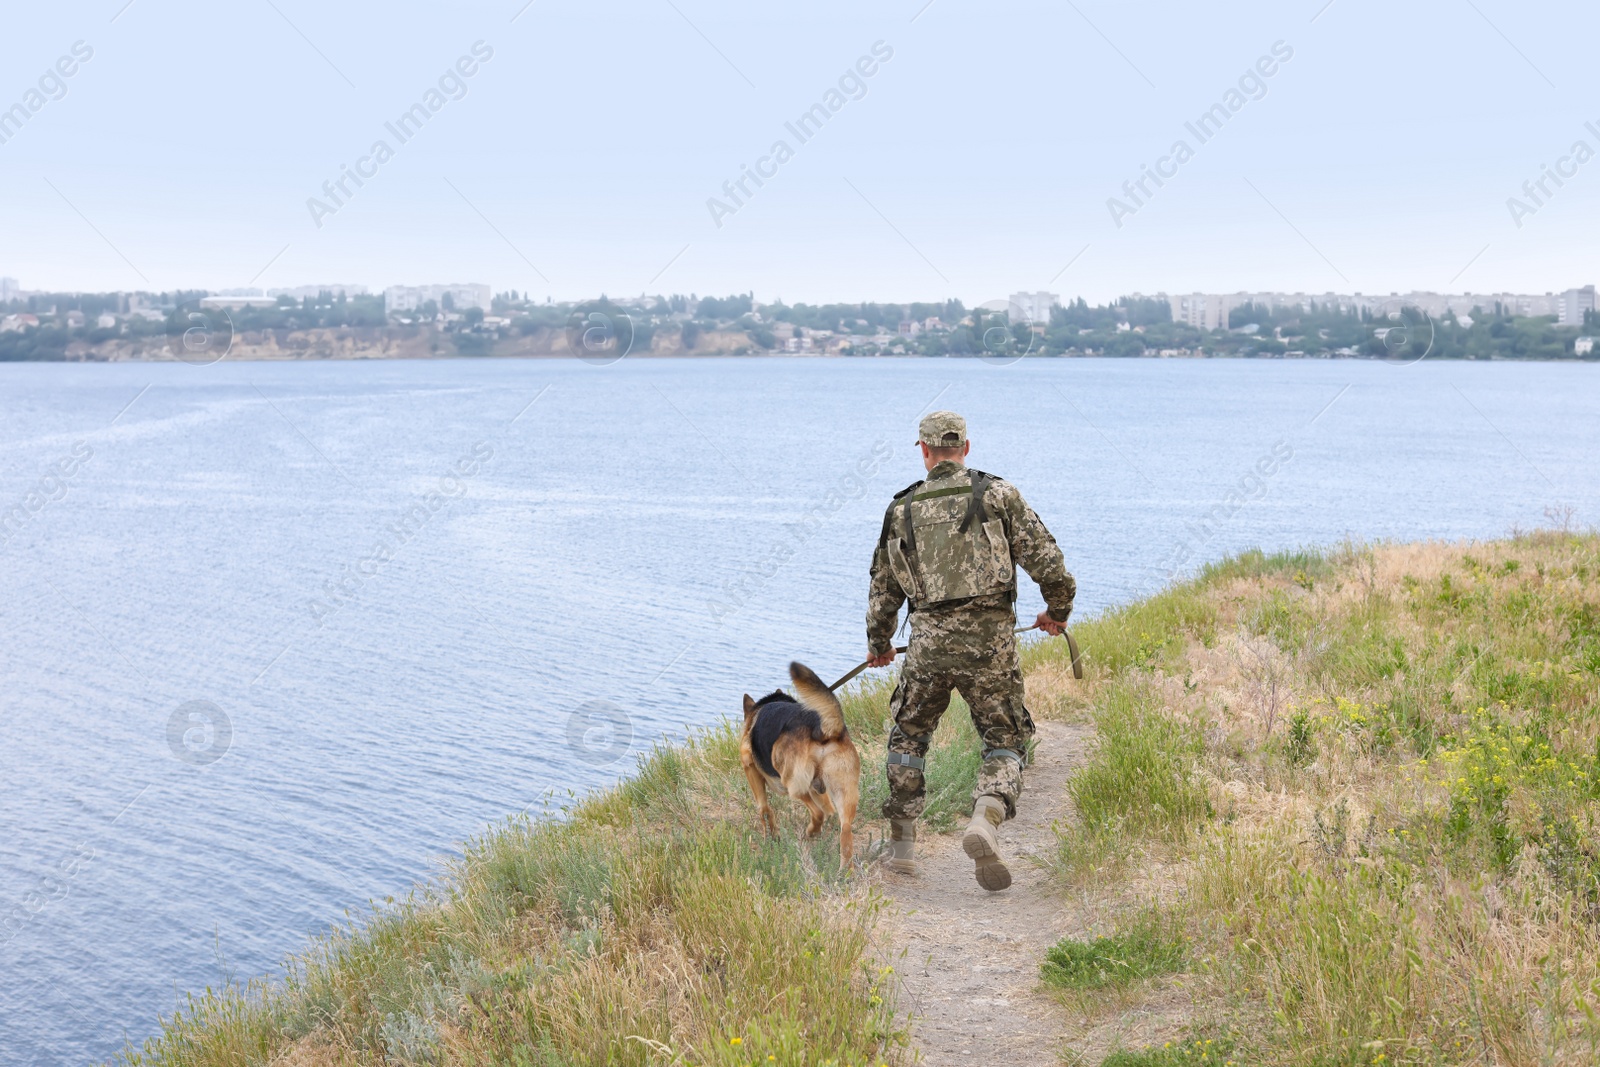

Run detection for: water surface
[[2, 356, 1596, 1064]]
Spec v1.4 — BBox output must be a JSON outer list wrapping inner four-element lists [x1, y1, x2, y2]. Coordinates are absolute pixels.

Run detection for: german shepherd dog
[[741, 662, 861, 864]]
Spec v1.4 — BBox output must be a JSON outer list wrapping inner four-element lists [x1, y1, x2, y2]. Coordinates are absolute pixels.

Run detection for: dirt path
[[876, 720, 1093, 1065]]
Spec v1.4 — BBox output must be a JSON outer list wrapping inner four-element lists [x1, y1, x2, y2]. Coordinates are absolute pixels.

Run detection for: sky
[[2, 0, 1596, 305]]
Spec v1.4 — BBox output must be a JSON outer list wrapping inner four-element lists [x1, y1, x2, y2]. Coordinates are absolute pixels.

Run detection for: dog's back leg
[[743, 761, 777, 837], [786, 764, 828, 838], [821, 746, 861, 866], [798, 792, 827, 838], [814, 779, 838, 816]]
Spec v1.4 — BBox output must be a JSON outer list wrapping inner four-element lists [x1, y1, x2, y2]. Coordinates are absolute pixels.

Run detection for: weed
[[1100, 1036, 1238, 1066], [1286, 706, 1315, 766], [1041, 910, 1185, 991]]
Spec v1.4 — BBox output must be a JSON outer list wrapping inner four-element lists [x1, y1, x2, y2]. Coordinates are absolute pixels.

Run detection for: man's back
[[867, 459, 1076, 652]]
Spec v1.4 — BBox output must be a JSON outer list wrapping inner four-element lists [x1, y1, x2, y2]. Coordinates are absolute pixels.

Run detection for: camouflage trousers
[[882, 602, 1035, 822]]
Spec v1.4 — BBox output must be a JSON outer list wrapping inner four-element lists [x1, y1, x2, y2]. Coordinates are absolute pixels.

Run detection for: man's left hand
[[1035, 610, 1066, 637]]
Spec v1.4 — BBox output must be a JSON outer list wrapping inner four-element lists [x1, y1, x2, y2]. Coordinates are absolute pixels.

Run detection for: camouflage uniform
[[869, 456, 1076, 822]]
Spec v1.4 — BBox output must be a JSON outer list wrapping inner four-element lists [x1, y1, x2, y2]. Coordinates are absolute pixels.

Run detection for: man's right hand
[[867, 648, 897, 668]]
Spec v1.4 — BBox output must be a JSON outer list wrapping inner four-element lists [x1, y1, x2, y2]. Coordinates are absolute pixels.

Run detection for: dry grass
[[1034, 534, 1600, 1066]]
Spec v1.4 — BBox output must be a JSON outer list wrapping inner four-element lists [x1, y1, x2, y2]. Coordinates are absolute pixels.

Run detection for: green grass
[[124, 818, 900, 1067], [1053, 533, 1600, 1066], [1041, 910, 1186, 991], [1198, 546, 1334, 589], [1057, 681, 1210, 875], [1069, 585, 1219, 676]]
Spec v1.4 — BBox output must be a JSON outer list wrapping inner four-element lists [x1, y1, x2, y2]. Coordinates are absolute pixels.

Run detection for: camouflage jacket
[[867, 461, 1076, 655]]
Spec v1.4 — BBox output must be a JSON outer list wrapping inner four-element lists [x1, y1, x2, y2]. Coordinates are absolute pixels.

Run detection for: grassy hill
[[1041, 531, 1600, 1065], [114, 531, 1600, 1066]]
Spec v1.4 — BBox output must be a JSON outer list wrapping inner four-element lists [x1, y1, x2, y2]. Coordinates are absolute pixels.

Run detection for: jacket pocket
[[982, 518, 1013, 587], [886, 537, 918, 599]]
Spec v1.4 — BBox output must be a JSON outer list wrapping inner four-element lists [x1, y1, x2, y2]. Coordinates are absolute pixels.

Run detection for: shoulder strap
[[901, 485, 919, 564], [897, 478, 925, 603], [881, 480, 919, 539], [958, 469, 993, 534]]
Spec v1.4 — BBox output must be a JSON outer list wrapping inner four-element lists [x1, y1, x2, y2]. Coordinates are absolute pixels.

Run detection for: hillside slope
[[1022, 531, 1600, 1066], [113, 532, 1600, 1066]]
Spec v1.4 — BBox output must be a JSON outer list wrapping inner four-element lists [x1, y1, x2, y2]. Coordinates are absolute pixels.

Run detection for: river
[[2, 355, 1596, 1064]]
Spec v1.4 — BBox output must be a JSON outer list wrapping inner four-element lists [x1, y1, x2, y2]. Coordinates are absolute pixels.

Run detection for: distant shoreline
[[4, 318, 1598, 364], [7, 291, 1596, 362], [5, 350, 1596, 364]]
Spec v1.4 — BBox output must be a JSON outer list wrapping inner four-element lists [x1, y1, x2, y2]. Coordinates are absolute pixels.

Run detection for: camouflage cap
[[918, 410, 967, 448]]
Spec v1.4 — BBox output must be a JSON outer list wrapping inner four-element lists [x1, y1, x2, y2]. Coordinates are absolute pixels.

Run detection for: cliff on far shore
[[61, 325, 768, 362]]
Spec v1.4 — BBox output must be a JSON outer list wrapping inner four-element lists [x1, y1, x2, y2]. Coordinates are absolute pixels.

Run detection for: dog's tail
[[790, 661, 846, 741]]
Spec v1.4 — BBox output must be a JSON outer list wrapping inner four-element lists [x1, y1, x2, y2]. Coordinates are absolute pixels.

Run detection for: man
[[866, 410, 1076, 891]]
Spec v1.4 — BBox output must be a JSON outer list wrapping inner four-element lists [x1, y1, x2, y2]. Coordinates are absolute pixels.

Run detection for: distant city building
[[200, 295, 277, 309], [1169, 293, 1233, 331], [65, 310, 85, 328], [0, 277, 18, 302], [1577, 336, 1595, 355], [97, 312, 117, 329], [1558, 286, 1595, 326], [1007, 291, 1058, 325], [1166, 287, 1594, 328], [268, 284, 370, 301], [385, 284, 491, 314]]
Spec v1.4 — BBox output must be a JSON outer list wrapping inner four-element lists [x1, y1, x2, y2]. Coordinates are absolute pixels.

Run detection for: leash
[[827, 623, 1083, 692]]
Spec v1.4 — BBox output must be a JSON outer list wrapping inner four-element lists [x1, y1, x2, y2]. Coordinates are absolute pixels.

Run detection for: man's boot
[[885, 818, 918, 874], [962, 795, 1011, 891]]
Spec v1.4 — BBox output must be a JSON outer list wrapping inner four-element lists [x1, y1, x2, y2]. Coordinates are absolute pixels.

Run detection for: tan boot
[[963, 796, 1011, 891], [885, 818, 918, 874]]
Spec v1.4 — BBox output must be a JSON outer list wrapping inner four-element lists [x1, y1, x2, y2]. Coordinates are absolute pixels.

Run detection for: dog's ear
[[742, 693, 757, 722]]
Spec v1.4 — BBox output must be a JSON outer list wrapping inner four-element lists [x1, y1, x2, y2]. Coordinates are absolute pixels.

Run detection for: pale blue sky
[[2, 0, 1595, 303]]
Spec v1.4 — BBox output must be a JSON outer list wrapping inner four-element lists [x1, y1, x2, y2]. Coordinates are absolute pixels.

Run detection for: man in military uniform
[[866, 410, 1076, 891]]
